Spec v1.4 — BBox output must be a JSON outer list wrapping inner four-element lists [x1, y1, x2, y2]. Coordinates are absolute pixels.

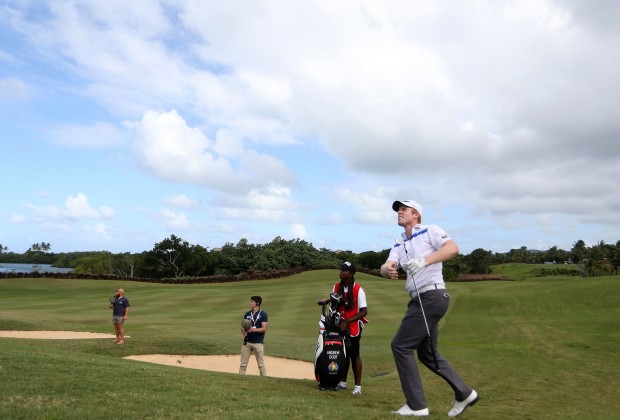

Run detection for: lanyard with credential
[[250, 309, 262, 328]]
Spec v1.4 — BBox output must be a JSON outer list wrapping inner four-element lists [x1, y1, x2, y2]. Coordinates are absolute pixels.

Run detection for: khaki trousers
[[239, 342, 267, 376]]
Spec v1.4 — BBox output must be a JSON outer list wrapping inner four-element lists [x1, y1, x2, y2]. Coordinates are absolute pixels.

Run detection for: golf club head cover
[[241, 319, 252, 331], [403, 258, 427, 276]]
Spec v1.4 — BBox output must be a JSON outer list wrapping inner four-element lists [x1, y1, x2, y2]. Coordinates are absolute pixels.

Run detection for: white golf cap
[[392, 200, 423, 215]]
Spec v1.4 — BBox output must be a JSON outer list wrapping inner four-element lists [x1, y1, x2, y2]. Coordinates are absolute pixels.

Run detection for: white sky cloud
[[161, 209, 192, 231], [132, 109, 298, 195], [1, 0, 619, 254], [0, 77, 30, 101], [165, 194, 202, 209], [24, 193, 114, 222], [84, 222, 109, 237], [50, 122, 127, 149], [290, 224, 308, 240]]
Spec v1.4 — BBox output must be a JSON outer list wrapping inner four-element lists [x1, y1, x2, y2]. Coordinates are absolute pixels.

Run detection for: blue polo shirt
[[112, 296, 130, 316], [243, 309, 268, 344]]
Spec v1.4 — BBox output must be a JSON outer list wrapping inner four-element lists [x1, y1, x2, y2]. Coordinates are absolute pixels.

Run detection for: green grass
[[0, 267, 619, 419], [491, 262, 580, 281]]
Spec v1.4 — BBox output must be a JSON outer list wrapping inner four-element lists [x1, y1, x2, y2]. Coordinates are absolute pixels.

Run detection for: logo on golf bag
[[328, 361, 339, 373]]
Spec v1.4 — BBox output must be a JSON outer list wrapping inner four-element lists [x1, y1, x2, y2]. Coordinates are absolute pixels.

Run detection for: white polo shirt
[[387, 223, 452, 294]]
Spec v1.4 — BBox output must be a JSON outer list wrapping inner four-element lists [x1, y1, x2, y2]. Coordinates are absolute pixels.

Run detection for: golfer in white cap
[[380, 200, 478, 417]]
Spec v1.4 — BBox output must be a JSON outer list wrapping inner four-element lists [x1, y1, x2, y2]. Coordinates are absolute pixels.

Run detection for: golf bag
[[314, 292, 348, 390]]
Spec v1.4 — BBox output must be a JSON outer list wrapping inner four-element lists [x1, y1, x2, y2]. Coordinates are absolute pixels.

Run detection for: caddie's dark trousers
[[391, 289, 472, 411]]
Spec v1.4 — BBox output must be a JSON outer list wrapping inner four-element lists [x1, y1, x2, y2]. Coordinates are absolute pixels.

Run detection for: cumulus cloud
[[65, 193, 115, 218], [84, 222, 109, 237], [132, 109, 299, 198], [2, 1, 620, 253], [329, 187, 400, 225], [290, 224, 308, 240], [161, 208, 192, 230], [24, 193, 115, 222], [12, 2, 620, 219]]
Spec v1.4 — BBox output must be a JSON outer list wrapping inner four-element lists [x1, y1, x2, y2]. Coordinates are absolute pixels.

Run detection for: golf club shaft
[[402, 242, 440, 371]]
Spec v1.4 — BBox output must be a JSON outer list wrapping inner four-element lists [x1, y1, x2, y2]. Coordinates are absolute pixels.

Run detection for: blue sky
[[1, 0, 619, 255]]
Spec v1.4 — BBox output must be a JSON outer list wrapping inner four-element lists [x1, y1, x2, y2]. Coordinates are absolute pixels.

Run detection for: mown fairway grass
[[0, 266, 618, 419]]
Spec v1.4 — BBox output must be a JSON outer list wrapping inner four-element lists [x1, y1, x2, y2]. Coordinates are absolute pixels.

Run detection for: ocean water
[[0, 263, 73, 273]]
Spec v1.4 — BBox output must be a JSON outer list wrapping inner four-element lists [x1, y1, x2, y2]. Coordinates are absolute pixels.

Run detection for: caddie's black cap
[[340, 261, 356, 273]]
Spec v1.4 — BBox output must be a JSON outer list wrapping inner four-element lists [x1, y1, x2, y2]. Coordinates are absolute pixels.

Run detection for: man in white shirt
[[381, 200, 478, 417]]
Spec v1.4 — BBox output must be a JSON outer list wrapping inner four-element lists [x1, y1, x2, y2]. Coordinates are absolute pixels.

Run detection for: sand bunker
[[124, 354, 315, 380], [0, 330, 314, 380], [0, 330, 119, 339]]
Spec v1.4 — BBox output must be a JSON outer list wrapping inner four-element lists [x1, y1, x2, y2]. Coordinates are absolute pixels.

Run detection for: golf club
[[397, 238, 440, 371]]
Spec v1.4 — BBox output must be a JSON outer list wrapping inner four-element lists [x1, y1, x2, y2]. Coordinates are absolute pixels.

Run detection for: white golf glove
[[403, 258, 427, 276]]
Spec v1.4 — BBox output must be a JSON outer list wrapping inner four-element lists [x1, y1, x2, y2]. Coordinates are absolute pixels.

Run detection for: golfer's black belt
[[409, 283, 446, 299]]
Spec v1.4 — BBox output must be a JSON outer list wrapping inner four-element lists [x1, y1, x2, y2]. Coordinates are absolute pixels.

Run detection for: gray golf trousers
[[391, 289, 472, 411]]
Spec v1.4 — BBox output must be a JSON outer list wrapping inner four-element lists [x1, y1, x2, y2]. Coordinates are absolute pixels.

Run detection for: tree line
[[1, 237, 619, 280]]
